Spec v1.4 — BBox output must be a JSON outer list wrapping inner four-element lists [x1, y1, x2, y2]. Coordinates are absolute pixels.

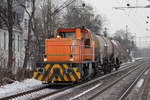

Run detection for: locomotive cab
[[44, 28, 94, 62]]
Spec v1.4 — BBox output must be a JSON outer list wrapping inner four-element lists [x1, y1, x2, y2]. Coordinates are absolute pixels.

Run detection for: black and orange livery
[[34, 64, 80, 82]]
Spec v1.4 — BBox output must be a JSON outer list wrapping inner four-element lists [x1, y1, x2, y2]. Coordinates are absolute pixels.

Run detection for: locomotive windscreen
[[58, 32, 75, 39]]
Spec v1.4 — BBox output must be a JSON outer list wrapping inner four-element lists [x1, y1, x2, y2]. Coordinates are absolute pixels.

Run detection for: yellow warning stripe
[[33, 64, 81, 82]]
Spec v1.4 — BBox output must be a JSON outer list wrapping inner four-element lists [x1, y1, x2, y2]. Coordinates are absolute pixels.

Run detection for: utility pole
[[126, 25, 128, 34], [104, 27, 107, 37], [125, 25, 131, 61]]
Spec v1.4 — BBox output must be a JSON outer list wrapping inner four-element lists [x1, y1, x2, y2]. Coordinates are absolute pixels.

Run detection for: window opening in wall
[[14, 35, 15, 51], [18, 59, 19, 67], [4, 32, 6, 50], [27, 1, 30, 8], [24, 19, 27, 30], [4, 59, 5, 67], [18, 35, 19, 52]]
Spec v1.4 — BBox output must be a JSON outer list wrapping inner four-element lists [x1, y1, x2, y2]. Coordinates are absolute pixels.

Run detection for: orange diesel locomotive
[[33, 27, 124, 83]]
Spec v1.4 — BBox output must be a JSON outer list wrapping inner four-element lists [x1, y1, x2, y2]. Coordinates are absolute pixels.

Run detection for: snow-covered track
[[33, 60, 143, 100], [0, 85, 48, 100], [0, 60, 145, 100], [118, 63, 149, 100], [87, 59, 150, 100], [31, 85, 74, 100], [36, 60, 146, 100]]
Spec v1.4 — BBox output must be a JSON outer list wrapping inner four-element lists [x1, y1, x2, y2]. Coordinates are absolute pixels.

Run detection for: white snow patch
[[135, 79, 144, 92], [0, 78, 43, 98], [120, 62, 131, 68], [134, 57, 143, 61], [70, 83, 102, 100], [42, 82, 102, 100], [144, 70, 149, 75], [14, 89, 56, 100]]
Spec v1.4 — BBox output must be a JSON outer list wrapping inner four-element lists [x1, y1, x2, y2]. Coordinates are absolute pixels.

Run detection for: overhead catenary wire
[[115, 0, 146, 33], [51, 0, 77, 16], [117, 0, 150, 34], [114, 0, 150, 47]]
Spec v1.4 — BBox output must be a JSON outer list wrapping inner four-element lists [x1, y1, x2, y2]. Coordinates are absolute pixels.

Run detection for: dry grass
[[0, 67, 33, 86], [0, 67, 15, 86], [15, 68, 33, 81]]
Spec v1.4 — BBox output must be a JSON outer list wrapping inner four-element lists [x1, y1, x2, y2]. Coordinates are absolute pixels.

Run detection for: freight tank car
[[33, 27, 124, 83]]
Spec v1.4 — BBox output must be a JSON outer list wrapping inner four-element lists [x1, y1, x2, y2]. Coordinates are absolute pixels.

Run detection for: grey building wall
[[0, 0, 33, 73]]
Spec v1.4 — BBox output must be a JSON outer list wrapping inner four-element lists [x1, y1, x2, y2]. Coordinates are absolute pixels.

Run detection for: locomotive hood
[[45, 37, 73, 62]]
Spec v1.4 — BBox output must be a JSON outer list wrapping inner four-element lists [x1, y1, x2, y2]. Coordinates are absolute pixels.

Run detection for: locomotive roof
[[57, 28, 89, 33]]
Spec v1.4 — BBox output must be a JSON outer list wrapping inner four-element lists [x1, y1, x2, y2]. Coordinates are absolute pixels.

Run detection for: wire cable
[[51, 0, 77, 16]]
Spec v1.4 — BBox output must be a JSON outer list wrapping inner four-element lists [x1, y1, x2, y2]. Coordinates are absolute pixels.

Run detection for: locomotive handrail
[[40, 44, 93, 47], [37, 44, 94, 62], [37, 54, 94, 56]]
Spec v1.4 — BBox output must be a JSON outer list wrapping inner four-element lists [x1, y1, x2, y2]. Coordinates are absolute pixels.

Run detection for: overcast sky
[[84, 0, 150, 47]]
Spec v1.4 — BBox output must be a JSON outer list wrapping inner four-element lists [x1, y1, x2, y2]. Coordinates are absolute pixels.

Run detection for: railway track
[[0, 85, 48, 100], [38, 60, 146, 100], [68, 60, 148, 100], [0, 59, 146, 100], [87, 61, 150, 100], [118, 63, 149, 100]]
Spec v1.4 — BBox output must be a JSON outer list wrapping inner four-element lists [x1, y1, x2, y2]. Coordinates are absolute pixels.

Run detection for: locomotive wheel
[[107, 63, 112, 73], [92, 62, 98, 77], [104, 69, 107, 74], [103, 66, 108, 74], [115, 67, 118, 71], [108, 66, 112, 73], [82, 64, 88, 80], [103, 64, 112, 74]]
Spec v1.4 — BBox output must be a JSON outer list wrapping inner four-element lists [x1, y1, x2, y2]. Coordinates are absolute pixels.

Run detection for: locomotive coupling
[[65, 68, 73, 74], [37, 68, 45, 74]]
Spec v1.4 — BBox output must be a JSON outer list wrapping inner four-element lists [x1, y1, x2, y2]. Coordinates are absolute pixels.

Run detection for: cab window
[[58, 32, 75, 39], [84, 32, 90, 48]]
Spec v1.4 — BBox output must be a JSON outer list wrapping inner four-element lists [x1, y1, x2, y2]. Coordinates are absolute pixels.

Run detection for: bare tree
[[0, 48, 5, 67], [113, 29, 137, 60], [31, 0, 60, 64], [0, 0, 17, 71], [21, 0, 36, 69], [40, 0, 59, 38], [63, 2, 103, 34], [114, 30, 135, 50]]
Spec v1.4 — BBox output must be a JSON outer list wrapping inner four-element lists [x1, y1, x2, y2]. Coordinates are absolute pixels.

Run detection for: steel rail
[[118, 64, 149, 100], [32, 60, 144, 100], [31, 85, 75, 100], [0, 60, 144, 100], [0, 85, 48, 100], [87, 60, 149, 100]]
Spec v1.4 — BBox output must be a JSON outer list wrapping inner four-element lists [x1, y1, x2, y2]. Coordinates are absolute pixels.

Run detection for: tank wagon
[[33, 27, 125, 83]]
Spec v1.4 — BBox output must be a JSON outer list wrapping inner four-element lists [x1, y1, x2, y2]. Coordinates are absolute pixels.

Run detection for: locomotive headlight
[[43, 55, 47, 62], [57, 35, 61, 38], [44, 58, 47, 62], [70, 54, 73, 61], [70, 58, 73, 61]]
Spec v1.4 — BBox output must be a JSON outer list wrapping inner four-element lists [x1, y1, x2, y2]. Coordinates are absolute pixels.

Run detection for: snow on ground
[[135, 79, 144, 92], [0, 78, 43, 98], [121, 57, 144, 68]]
